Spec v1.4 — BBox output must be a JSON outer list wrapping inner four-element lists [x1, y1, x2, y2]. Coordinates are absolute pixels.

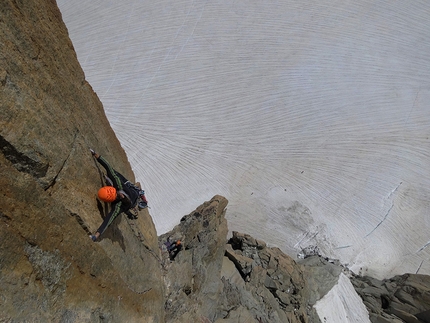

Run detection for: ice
[[314, 273, 371, 323], [57, 0, 430, 280]]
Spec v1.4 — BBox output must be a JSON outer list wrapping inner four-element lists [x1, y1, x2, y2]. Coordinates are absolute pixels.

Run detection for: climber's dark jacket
[[96, 156, 139, 235]]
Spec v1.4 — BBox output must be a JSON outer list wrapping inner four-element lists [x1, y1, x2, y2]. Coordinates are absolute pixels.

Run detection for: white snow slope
[[314, 273, 371, 323], [57, 0, 430, 280]]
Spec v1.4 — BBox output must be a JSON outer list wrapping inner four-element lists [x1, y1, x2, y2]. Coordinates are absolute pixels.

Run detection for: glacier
[[57, 0, 430, 283]]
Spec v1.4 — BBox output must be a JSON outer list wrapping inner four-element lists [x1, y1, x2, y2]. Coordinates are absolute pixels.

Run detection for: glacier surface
[[57, 0, 430, 280]]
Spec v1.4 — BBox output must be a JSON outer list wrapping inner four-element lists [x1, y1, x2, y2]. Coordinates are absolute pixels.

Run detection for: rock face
[[159, 196, 324, 323], [1, 1, 164, 322], [1, 1, 430, 322], [352, 274, 430, 323], [160, 195, 430, 323], [159, 195, 229, 322]]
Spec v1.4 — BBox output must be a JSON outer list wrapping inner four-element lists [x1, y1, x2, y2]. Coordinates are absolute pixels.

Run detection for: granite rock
[[1, 0, 164, 321], [2, 1, 430, 322], [160, 204, 320, 323], [352, 273, 430, 323]]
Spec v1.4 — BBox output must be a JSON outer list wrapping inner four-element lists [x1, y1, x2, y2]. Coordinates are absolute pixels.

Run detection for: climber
[[89, 149, 147, 242], [165, 240, 182, 260]]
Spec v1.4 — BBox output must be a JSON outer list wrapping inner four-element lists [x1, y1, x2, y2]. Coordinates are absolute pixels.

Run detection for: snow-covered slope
[[57, 0, 430, 279], [314, 273, 371, 323]]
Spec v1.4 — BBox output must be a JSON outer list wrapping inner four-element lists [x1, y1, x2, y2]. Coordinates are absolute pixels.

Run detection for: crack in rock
[[0, 135, 48, 178]]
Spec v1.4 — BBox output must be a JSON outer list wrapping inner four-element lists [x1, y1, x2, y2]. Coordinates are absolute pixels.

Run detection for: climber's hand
[[90, 149, 99, 158]]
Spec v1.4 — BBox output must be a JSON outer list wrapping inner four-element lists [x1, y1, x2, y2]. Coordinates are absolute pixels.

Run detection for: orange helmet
[[98, 186, 117, 202]]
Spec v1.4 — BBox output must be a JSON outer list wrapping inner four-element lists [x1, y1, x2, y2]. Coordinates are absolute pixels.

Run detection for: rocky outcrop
[[159, 196, 325, 323], [351, 273, 430, 323], [1, 1, 164, 322], [2, 1, 430, 322], [160, 196, 430, 323], [159, 195, 229, 322]]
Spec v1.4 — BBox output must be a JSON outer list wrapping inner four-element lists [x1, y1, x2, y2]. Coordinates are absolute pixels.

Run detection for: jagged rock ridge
[[1, 0, 429, 322], [158, 196, 341, 322], [352, 274, 430, 323], [160, 196, 430, 323]]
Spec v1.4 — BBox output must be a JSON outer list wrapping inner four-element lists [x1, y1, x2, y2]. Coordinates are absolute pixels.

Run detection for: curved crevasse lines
[[58, 0, 430, 279]]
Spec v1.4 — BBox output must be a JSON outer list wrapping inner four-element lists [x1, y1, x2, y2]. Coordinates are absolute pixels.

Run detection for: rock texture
[[351, 273, 430, 323], [160, 195, 430, 323], [1, 1, 164, 322], [1, 0, 430, 322], [160, 196, 325, 323]]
